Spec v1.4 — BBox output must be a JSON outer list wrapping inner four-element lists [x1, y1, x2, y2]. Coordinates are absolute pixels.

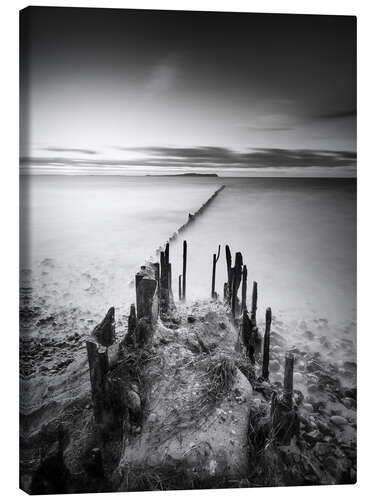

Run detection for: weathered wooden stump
[[160, 249, 169, 314], [92, 307, 115, 348], [270, 353, 298, 445], [182, 240, 187, 301], [136, 275, 157, 321], [225, 245, 232, 305], [86, 340, 112, 426], [283, 352, 294, 410], [211, 245, 221, 299], [123, 303, 137, 347], [241, 307, 255, 363], [231, 252, 243, 318], [178, 274, 182, 301], [241, 264, 247, 313], [251, 281, 258, 325], [262, 307, 272, 380]]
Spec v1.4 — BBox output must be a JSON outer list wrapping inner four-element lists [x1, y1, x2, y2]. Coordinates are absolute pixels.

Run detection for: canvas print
[[19, 7, 357, 494]]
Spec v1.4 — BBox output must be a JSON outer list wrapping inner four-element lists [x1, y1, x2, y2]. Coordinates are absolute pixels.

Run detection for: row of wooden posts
[[168, 239, 294, 412], [86, 238, 295, 432]]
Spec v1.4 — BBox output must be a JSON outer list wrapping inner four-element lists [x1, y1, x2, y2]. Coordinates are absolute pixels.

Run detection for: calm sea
[[20, 175, 356, 355]]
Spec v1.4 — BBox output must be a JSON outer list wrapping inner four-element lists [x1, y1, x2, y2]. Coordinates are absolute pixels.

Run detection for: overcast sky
[[20, 7, 356, 176]]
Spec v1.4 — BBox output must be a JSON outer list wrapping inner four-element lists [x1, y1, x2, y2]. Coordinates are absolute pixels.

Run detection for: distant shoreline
[[145, 173, 219, 178]]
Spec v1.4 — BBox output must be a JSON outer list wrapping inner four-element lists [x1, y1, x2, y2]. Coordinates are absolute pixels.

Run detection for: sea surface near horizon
[[20, 175, 356, 359]]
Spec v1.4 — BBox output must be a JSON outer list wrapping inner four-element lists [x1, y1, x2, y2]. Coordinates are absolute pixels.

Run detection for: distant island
[[146, 173, 219, 177]]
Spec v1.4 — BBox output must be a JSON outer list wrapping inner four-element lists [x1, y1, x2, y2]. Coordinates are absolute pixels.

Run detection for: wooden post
[[178, 274, 182, 301], [223, 282, 228, 302], [242, 308, 255, 364], [86, 340, 111, 425], [136, 277, 157, 320], [160, 249, 169, 313], [168, 263, 172, 298], [92, 307, 115, 347], [231, 252, 243, 318], [283, 353, 294, 410], [262, 307, 272, 379], [124, 303, 137, 345], [241, 265, 247, 313], [270, 352, 298, 445], [211, 245, 221, 299], [152, 261, 160, 290], [225, 245, 232, 283], [165, 242, 169, 266], [251, 281, 258, 324], [182, 240, 187, 301]]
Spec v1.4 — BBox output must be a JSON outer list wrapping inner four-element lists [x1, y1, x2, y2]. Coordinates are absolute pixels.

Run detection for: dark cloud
[[21, 146, 357, 171], [237, 126, 295, 132], [312, 109, 357, 120], [42, 147, 98, 155]]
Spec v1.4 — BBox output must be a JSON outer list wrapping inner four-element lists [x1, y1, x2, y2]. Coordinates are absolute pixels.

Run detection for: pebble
[[294, 372, 303, 383], [313, 442, 331, 457], [148, 412, 158, 423], [330, 415, 347, 426], [343, 397, 356, 409], [303, 330, 315, 340], [303, 403, 314, 412], [269, 360, 281, 372], [307, 384, 319, 394]]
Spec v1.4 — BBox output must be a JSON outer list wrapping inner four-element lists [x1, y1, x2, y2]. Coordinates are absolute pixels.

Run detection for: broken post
[[211, 244, 221, 299], [123, 303, 137, 346], [271, 352, 298, 445], [225, 245, 232, 304], [241, 265, 247, 313], [223, 282, 228, 302], [283, 353, 294, 410], [182, 240, 187, 301], [168, 263, 172, 299], [86, 340, 111, 426], [231, 252, 243, 318], [262, 307, 272, 379], [178, 274, 182, 301], [225, 245, 232, 283], [136, 277, 157, 322], [92, 307, 115, 348], [160, 249, 169, 313], [251, 281, 258, 324], [242, 307, 255, 363]]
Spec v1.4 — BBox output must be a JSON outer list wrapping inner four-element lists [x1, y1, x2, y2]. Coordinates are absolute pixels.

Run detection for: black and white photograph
[[19, 6, 356, 494]]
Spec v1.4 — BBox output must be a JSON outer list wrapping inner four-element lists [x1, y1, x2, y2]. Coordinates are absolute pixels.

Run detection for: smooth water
[[20, 175, 356, 355]]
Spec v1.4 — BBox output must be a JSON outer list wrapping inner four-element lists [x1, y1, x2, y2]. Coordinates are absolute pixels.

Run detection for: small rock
[[269, 360, 281, 372], [148, 412, 157, 423], [307, 384, 319, 394], [330, 415, 347, 427], [313, 442, 331, 457], [303, 330, 315, 340], [294, 372, 303, 383], [303, 403, 314, 412], [127, 390, 141, 415], [342, 397, 356, 409], [306, 360, 321, 372], [187, 316, 196, 323]]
